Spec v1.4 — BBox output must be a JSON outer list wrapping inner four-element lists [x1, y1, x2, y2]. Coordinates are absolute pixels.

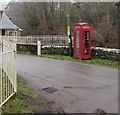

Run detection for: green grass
[[34, 54, 119, 69], [1, 77, 39, 113]]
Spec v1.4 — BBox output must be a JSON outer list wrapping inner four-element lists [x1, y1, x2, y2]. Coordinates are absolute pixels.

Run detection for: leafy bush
[[17, 45, 37, 54], [17, 45, 119, 62], [41, 47, 69, 56], [92, 49, 120, 62]]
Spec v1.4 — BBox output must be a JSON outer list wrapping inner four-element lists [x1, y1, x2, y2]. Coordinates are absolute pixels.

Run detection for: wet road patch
[[64, 86, 73, 88], [42, 87, 58, 93]]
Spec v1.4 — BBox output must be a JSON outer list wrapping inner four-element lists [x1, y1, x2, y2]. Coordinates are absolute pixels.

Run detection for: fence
[[0, 38, 17, 107], [2, 35, 69, 46]]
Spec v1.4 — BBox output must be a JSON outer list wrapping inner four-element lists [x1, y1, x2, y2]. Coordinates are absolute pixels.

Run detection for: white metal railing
[[0, 38, 17, 108]]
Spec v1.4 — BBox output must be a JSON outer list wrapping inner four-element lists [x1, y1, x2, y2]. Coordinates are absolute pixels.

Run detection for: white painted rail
[[2, 36, 119, 54], [0, 38, 17, 108], [2, 35, 69, 46]]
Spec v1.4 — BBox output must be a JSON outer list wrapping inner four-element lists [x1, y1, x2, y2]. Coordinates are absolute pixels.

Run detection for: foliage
[[17, 45, 37, 54], [92, 49, 120, 62], [28, 12, 39, 28], [42, 47, 69, 56], [6, 2, 119, 48]]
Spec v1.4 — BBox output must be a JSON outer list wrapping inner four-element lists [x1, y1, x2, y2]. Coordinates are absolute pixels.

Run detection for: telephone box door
[[83, 30, 92, 59], [74, 27, 81, 59]]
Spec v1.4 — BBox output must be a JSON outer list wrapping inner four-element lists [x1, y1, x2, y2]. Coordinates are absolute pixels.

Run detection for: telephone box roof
[[0, 11, 21, 30]]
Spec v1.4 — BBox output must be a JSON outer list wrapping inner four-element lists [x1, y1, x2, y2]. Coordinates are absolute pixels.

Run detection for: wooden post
[[118, 2, 120, 49], [37, 41, 41, 55], [67, 2, 73, 57], [116, 2, 120, 49]]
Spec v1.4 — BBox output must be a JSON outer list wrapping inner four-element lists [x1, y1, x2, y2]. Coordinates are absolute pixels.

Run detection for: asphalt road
[[17, 54, 118, 113]]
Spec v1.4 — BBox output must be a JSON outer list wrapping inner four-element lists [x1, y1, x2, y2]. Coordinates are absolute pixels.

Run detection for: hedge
[[17, 44, 120, 62]]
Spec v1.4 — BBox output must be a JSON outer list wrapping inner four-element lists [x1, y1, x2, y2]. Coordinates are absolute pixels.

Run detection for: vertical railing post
[[37, 41, 41, 55], [14, 43, 17, 93], [0, 108, 2, 115], [0, 58, 2, 106]]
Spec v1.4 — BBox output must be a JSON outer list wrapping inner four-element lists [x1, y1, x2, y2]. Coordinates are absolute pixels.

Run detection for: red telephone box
[[73, 23, 92, 59]]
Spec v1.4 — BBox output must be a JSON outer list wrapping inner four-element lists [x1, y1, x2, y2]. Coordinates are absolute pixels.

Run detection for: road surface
[[17, 54, 118, 113]]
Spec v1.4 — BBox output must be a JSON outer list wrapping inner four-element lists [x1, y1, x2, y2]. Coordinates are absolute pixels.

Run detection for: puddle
[[42, 87, 58, 93]]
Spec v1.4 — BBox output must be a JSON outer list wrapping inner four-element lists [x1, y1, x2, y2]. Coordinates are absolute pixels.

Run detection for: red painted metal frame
[[73, 23, 92, 59]]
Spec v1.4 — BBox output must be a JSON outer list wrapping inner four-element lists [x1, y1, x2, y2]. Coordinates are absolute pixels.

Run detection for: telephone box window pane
[[76, 31, 80, 55], [84, 31, 90, 55]]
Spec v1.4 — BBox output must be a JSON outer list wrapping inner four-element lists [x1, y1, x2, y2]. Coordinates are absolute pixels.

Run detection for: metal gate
[[0, 39, 17, 107]]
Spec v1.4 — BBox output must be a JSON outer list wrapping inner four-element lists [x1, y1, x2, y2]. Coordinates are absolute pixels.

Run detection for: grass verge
[[34, 54, 119, 69], [1, 77, 39, 113]]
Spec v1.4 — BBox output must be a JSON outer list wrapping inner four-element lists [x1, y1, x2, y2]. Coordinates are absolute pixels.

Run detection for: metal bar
[[0, 50, 14, 55], [0, 92, 15, 107]]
